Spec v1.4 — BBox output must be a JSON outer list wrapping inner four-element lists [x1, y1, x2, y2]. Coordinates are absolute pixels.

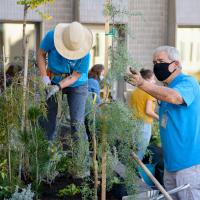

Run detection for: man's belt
[[47, 68, 71, 79]]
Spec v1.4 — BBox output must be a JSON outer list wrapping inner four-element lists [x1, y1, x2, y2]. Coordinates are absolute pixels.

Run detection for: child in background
[[129, 68, 159, 160]]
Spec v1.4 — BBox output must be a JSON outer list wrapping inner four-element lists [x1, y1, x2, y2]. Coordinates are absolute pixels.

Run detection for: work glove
[[124, 67, 144, 87], [42, 75, 51, 86], [46, 84, 60, 100]]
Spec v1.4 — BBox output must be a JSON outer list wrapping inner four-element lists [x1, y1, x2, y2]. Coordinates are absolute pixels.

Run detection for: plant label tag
[[161, 113, 168, 129]]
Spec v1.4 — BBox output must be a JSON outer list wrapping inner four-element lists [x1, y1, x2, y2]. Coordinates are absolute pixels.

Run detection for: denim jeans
[[137, 123, 152, 160], [39, 84, 89, 177], [39, 84, 88, 140]]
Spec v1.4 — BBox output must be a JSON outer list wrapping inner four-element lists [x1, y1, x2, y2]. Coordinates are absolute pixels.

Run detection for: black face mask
[[153, 61, 175, 81]]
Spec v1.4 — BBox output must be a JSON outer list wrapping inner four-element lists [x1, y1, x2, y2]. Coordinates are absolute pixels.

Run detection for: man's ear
[[174, 60, 180, 67], [169, 60, 180, 72]]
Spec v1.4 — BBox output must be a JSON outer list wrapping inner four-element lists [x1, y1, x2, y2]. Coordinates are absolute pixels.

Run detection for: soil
[[40, 127, 121, 200], [40, 173, 119, 200], [41, 174, 81, 200]]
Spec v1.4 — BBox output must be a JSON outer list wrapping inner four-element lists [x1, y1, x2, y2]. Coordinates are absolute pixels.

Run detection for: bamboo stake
[[7, 127, 12, 184], [103, 0, 110, 100], [101, 122, 107, 200], [131, 151, 173, 200], [101, 1, 110, 199], [92, 109, 98, 200]]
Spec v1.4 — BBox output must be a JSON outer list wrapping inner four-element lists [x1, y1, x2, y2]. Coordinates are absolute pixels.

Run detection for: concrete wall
[[77, 0, 128, 24], [0, 0, 74, 35], [0, 0, 41, 22], [43, 0, 74, 33], [176, 0, 200, 26], [128, 0, 169, 69]]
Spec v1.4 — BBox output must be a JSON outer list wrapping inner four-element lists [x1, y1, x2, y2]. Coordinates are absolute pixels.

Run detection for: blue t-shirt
[[39, 30, 90, 87], [88, 78, 101, 104], [159, 73, 200, 172]]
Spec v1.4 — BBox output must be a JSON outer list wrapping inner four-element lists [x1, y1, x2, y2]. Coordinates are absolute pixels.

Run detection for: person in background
[[125, 46, 200, 200], [88, 64, 104, 104], [129, 68, 159, 160]]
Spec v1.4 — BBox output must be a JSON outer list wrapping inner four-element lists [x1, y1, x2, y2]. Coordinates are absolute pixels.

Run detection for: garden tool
[[131, 151, 173, 200], [154, 184, 190, 200], [122, 184, 190, 200]]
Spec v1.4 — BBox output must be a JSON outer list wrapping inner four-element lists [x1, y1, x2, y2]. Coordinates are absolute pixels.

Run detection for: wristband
[[56, 83, 62, 91]]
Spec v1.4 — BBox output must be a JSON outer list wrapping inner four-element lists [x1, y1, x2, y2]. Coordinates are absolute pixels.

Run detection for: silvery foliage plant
[[7, 184, 34, 200]]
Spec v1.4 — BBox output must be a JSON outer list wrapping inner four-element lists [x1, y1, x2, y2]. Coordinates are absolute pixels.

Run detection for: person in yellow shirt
[[130, 68, 159, 160]]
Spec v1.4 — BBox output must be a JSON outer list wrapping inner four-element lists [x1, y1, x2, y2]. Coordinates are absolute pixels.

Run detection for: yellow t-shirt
[[129, 88, 156, 124]]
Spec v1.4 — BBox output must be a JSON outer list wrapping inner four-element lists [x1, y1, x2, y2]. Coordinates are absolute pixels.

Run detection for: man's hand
[[124, 68, 144, 87], [46, 85, 60, 100]]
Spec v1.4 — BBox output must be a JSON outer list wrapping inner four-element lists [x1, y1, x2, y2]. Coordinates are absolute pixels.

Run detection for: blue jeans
[[39, 84, 88, 141], [39, 84, 89, 176], [137, 123, 152, 160]]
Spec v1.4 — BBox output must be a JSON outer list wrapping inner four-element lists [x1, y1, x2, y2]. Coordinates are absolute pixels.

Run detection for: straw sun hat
[[54, 21, 93, 60]]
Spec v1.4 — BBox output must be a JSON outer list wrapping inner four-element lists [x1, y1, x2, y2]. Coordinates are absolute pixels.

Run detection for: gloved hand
[[124, 67, 144, 87], [42, 75, 51, 86], [46, 85, 60, 100]]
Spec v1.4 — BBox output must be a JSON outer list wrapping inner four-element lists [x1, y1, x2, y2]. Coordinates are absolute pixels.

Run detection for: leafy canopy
[[17, 0, 54, 9]]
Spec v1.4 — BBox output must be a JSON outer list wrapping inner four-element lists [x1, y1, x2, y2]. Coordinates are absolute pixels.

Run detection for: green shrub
[[57, 184, 81, 197]]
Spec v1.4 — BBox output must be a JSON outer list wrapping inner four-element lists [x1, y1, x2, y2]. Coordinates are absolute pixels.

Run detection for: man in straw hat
[[37, 22, 93, 177]]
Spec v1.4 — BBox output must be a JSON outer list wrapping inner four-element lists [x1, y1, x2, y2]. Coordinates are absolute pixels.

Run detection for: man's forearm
[[37, 49, 47, 77], [59, 75, 79, 89], [140, 80, 183, 104], [146, 111, 159, 120]]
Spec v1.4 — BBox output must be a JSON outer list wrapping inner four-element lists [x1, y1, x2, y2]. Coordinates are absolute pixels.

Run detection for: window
[[0, 22, 39, 71], [177, 27, 200, 74]]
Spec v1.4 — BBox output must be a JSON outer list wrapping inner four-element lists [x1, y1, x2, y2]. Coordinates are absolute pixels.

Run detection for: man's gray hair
[[153, 46, 181, 61]]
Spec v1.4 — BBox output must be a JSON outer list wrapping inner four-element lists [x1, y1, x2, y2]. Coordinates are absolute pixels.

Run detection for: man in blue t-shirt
[[125, 46, 200, 199], [37, 22, 93, 177]]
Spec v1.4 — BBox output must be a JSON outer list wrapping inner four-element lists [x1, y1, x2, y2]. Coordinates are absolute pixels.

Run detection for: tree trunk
[[22, 37, 29, 131], [23, 5, 28, 60], [21, 4, 29, 132], [2, 46, 6, 91], [19, 4, 29, 181]]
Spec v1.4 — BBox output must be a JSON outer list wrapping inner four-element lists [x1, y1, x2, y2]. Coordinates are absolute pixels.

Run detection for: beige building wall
[[0, 0, 74, 35], [43, 0, 74, 33], [77, 0, 128, 24], [128, 0, 169, 69], [176, 0, 200, 26], [0, 0, 41, 21]]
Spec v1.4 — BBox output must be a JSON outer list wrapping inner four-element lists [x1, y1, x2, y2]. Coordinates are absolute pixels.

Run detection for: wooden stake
[[92, 110, 98, 200], [103, 0, 110, 100]]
